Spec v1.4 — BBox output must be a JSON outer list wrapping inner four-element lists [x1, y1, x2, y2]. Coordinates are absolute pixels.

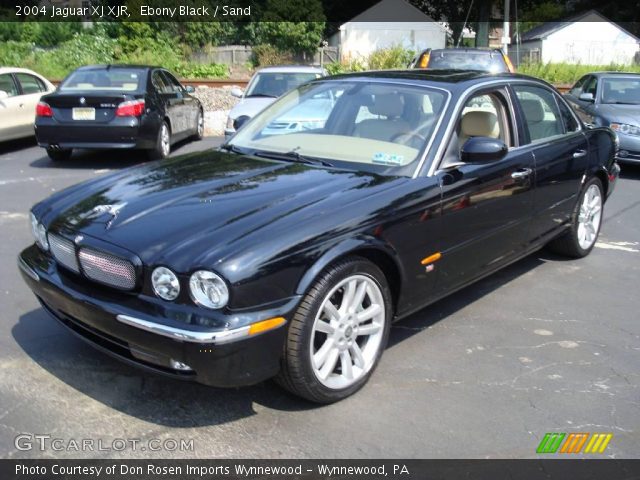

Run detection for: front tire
[[46, 148, 72, 162], [148, 121, 171, 160], [276, 257, 392, 403], [547, 177, 604, 258]]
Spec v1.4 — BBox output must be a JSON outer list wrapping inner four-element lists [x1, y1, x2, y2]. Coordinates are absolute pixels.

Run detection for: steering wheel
[[391, 132, 427, 148]]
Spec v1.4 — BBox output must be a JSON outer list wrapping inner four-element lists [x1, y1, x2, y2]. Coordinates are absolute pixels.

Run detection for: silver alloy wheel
[[197, 112, 204, 136], [160, 124, 170, 157], [310, 274, 386, 389], [577, 184, 602, 250]]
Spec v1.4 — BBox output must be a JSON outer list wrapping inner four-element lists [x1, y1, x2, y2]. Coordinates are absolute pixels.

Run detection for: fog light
[[151, 266, 180, 301], [170, 359, 192, 371]]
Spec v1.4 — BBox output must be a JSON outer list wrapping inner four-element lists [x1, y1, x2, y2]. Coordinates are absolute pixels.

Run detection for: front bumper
[[614, 134, 640, 164], [18, 245, 298, 387]]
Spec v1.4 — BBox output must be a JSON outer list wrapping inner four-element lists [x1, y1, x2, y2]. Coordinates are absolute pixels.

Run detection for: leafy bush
[[174, 63, 229, 79], [252, 44, 293, 67], [325, 47, 413, 75], [325, 57, 367, 75], [368, 45, 415, 70], [0, 41, 35, 68], [518, 62, 640, 84]]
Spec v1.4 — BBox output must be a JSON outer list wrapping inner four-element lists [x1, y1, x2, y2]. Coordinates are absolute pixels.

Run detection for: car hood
[[40, 151, 399, 272], [228, 97, 276, 120], [595, 103, 640, 124]]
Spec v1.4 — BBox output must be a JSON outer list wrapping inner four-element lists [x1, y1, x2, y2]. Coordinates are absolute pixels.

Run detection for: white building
[[329, 0, 447, 61], [517, 10, 640, 65]]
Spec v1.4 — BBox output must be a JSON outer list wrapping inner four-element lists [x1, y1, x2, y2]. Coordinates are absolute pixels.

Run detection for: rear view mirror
[[230, 87, 244, 98], [185, 85, 195, 93], [461, 137, 508, 164], [579, 92, 594, 102], [0, 90, 8, 99]]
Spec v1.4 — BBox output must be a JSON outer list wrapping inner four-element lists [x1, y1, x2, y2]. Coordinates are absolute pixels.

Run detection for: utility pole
[[502, 0, 511, 54]]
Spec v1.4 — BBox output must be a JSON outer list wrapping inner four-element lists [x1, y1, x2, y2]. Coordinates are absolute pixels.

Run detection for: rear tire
[[546, 177, 604, 258], [276, 257, 392, 403], [148, 121, 170, 160], [46, 148, 72, 162]]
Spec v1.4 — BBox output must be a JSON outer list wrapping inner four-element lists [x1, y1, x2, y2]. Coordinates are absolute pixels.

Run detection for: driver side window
[[441, 90, 512, 168]]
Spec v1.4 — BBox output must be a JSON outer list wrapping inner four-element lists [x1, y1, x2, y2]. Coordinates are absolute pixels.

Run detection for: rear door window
[[15, 73, 46, 95], [514, 86, 564, 142]]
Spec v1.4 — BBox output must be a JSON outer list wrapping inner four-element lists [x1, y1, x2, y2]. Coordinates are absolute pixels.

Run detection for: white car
[[0, 67, 56, 142], [224, 65, 326, 139]]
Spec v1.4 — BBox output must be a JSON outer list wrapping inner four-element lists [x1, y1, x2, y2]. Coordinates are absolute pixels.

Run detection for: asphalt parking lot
[[0, 137, 638, 459]]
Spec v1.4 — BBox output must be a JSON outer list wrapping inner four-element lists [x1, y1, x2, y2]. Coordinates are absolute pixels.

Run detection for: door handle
[[511, 168, 532, 180], [573, 149, 587, 158]]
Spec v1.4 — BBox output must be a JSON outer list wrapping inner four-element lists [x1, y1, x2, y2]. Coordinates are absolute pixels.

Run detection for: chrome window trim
[[116, 314, 250, 345], [426, 78, 583, 177]]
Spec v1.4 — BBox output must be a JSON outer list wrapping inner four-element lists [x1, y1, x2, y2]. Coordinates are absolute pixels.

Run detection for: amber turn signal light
[[248, 317, 286, 335]]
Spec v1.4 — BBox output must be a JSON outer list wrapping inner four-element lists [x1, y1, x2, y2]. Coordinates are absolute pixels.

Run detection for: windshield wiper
[[608, 101, 640, 105], [246, 93, 277, 98], [219, 143, 246, 154], [254, 149, 333, 167]]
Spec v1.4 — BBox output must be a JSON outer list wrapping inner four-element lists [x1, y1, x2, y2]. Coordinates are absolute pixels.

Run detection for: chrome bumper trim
[[115, 314, 250, 344], [18, 257, 39, 282]]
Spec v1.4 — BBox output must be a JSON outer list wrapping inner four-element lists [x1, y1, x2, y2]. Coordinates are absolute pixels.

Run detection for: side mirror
[[230, 87, 244, 98], [233, 115, 250, 131], [184, 85, 195, 93], [0, 90, 8, 99], [461, 137, 508, 164], [579, 92, 594, 102]]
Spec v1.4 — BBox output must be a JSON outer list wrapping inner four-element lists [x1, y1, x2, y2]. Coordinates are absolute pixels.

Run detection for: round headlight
[[30, 212, 49, 251], [152, 266, 180, 301], [189, 270, 229, 309]]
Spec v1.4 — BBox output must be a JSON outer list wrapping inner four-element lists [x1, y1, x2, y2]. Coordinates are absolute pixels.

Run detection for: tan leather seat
[[459, 110, 499, 149], [354, 94, 410, 142], [520, 98, 560, 141]]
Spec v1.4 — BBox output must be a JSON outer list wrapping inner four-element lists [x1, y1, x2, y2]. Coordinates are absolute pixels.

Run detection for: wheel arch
[[295, 237, 405, 315]]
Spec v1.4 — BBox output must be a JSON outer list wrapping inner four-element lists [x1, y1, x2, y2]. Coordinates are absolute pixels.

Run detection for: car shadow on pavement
[[0, 137, 38, 155], [27, 139, 200, 170], [619, 163, 640, 180], [387, 251, 550, 348], [12, 309, 316, 428], [12, 250, 561, 426]]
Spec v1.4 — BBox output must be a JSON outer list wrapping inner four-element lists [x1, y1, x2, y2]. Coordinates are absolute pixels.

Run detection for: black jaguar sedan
[[19, 70, 619, 403], [35, 65, 204, 161]]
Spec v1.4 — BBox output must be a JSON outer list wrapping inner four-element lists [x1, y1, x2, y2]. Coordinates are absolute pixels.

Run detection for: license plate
[[72, 107, 95, 121]]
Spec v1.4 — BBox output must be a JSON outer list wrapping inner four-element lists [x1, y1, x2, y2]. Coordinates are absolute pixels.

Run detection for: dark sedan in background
[[35, 65, 204, 161], [565, 71, 640, 164], [20, 71, 618, 403], [409, 48, 515, 73]]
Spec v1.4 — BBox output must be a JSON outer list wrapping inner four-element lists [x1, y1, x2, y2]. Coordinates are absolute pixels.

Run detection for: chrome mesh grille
[[48, 233, 80, 273], [78, 248, 136, 290]]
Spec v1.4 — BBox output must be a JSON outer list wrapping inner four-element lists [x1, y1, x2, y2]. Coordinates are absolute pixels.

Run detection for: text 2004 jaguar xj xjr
[[19, 71, 619, 403]]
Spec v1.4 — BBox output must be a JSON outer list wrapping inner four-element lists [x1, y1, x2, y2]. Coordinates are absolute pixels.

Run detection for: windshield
[[601, 77, 640, 105], [229, 80, 448, 175], [59, 68, 146, 92], [245, 72, 322, 98], [429, 52, 507, 73]]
